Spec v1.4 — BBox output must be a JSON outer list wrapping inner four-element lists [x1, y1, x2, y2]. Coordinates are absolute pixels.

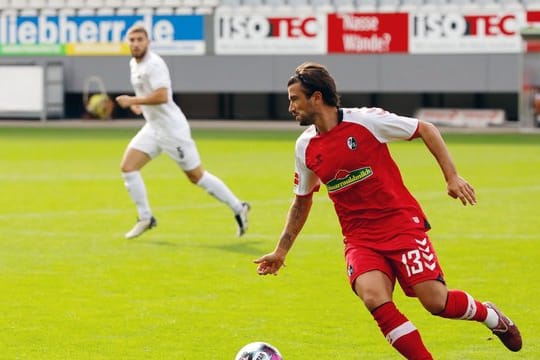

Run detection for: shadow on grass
[[204, 240, 266, 256], [131, 238, 266, 256]]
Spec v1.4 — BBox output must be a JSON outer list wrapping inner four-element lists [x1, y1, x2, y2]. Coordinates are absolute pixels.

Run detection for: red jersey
[[294, 107, 430, 243]]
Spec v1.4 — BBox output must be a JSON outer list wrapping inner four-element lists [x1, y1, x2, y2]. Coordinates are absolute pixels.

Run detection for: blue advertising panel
[[0, 14, 205, 55]]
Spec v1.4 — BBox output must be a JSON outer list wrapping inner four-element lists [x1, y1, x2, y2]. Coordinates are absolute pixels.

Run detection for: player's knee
[[359, 290, 390, 311], [354, 273, 393, 311], [121, 164, 135, 173], [187, 172, 201, 184], [186, 167, 205, 184]]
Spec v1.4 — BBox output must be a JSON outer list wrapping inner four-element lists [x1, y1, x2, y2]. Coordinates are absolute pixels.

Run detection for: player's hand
[[447, 175, 476, 206], [115, 95, 133, 109], [130, 104, 142, 115], [253, 252, 286, 276]]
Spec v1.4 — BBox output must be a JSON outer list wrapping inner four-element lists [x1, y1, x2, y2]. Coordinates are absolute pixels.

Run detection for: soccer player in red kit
[[254, 62, 522, 358]]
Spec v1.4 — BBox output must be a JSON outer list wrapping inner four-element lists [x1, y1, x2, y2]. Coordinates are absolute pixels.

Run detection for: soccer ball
[[234, 341, 283, 360]]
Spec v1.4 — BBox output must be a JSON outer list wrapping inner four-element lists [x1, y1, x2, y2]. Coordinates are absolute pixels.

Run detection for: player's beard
[[132, 47, 147, 61], [296, 111, 316, 127], [299, 118, 312, 126]]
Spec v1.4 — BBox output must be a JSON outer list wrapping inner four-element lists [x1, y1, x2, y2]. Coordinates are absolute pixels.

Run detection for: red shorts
[[345, 231, 445, 297]]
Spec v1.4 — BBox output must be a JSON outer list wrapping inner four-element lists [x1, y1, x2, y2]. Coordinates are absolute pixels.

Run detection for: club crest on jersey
[[327, 167, 373, 193], [347, 137, 357, 150]]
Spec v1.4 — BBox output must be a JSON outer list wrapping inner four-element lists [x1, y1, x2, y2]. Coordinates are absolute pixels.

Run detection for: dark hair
[[287, 62, 340, 107]]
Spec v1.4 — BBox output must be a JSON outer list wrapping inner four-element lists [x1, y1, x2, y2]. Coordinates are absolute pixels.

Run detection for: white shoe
[[125, 216, 157, 239], [235, 202, 250, 237]]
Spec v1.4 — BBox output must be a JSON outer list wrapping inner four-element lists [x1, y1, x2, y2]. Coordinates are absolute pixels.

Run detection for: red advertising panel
[[526, 10, 540, 52], [328, 13, 408, 53], [527, 10, 540, 22]]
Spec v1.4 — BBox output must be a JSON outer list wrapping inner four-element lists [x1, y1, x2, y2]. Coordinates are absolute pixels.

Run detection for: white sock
[[122, 171, 152, 220], [196, 171, 243, 213], [484, 308, 499, 329]]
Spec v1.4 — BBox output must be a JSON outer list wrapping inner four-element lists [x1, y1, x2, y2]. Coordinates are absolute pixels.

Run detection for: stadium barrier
[[415, 108, 506, 127], [2, 7, 540, 125], [0, 62, 64, 121]]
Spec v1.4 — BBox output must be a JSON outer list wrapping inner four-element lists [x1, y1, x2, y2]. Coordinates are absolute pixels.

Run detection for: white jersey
[[129, 51, 188, 134], [127, 50, 201, 170]]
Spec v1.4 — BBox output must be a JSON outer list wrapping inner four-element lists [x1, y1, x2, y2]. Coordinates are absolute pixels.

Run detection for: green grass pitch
[[0, 125, 539, 359]]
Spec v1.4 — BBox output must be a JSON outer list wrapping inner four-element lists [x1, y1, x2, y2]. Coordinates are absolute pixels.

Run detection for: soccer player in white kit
[[115, 25, 249, 239]]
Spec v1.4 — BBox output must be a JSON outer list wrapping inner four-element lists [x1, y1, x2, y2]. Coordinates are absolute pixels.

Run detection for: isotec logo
[[413, 13, 518, 38], [218, 15, 320, 39], [327, 167, 373, 193]]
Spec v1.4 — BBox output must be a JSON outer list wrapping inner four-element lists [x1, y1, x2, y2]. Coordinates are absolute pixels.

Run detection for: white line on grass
[[0, 185, 538, 220], [0, 174, 182, 181], [0, 199, 294, 220], [437, 233, 539, 240]]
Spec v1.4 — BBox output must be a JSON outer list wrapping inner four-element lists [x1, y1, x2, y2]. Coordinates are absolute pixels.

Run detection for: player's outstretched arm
[[254, 194, 313, 275], [416, 120, 476, 206], [130, 104, 142, 115], [115, 88, 168, 109]]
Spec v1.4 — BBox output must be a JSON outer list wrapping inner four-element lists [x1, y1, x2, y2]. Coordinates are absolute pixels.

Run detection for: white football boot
[[235, 202, 250, 237], [125, 216, 157, 239]]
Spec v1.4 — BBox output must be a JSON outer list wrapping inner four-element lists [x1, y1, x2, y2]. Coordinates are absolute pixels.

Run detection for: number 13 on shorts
[[401, 238, 437, 277]]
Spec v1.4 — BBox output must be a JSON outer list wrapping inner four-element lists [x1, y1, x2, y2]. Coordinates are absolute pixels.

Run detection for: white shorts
[[128, 123, 201, 171]]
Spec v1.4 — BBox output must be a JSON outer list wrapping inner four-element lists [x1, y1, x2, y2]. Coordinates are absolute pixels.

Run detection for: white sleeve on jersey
[[346, 107, 419, 143], [147, 55, 172, 91], [294, 126, 321, 196]]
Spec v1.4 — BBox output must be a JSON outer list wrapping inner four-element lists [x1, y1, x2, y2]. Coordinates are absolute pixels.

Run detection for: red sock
[[372, 302, 433, 360], [438, 290, 487, 321]]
